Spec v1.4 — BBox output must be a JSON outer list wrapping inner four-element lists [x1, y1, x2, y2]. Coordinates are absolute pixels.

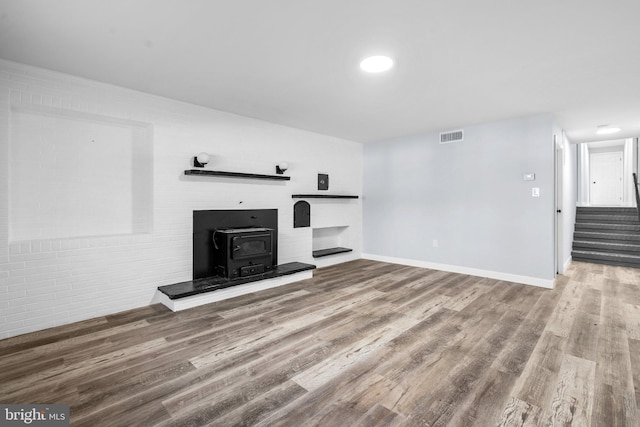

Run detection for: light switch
[[532, 187, 540, 197], [523, 173, 535, 181]]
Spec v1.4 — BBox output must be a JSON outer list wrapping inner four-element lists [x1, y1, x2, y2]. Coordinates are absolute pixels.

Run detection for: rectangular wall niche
[[312, 226, 349, 252], [9, 104, 153, 241]]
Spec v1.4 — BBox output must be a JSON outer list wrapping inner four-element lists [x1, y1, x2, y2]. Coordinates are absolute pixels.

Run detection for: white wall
[[363, 114, 556, 287], [0, 60, 362, 339], [9, 105, 154, 240]]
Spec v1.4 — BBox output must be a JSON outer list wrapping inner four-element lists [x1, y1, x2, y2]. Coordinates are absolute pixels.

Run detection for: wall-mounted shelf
[[313, 247, 353, 258], [184, 169, 290, 181], [292, 194, 358, 199]]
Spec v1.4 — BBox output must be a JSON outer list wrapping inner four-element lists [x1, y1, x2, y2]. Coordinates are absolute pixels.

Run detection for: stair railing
[[634, 173, 640, 222]]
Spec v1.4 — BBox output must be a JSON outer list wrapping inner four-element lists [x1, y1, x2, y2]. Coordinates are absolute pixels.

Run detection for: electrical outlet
[[433, 239, 438, 248], [532, 187, 540, 197]]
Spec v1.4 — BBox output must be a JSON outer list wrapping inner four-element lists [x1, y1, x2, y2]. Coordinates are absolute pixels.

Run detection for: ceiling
[[0, 0, 639, 144]]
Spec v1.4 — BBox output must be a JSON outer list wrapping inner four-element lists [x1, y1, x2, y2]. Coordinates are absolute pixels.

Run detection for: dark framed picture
[[318, 173, 329, 190]]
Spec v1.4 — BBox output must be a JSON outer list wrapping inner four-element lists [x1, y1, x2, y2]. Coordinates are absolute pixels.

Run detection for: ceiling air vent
[[439, 129, 464, 144]]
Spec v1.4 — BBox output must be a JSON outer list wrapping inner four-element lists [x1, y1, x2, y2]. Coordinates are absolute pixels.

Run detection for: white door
[[590, 151, 623, 205]]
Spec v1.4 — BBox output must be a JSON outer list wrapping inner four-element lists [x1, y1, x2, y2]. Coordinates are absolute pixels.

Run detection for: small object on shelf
[[291, 194, 358, 199], [312, 247, 353, 258], [275, 162, 289, 175], [184, 169, 290, 181], [193, 152, 210, 168]]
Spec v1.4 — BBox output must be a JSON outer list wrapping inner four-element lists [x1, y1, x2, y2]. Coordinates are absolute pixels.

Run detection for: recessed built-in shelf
[[313, 247, 353, 258], [184, 169, 290, 181], [292, 194, 358, 199]]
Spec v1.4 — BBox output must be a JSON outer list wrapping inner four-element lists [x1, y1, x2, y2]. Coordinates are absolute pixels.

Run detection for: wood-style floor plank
[[497, 397, 543, 426], [541, 354, 595, 426], [1, 259, 639, 426], [629, 338, 640, 410]]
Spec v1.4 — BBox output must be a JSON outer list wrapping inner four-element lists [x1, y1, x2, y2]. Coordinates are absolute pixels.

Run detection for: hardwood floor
[[1, 259, 639, 426]]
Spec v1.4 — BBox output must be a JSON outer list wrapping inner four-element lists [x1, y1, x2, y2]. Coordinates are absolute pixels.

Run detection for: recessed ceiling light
[[360, 56, 394, 73], [596, 125, 621, 135]]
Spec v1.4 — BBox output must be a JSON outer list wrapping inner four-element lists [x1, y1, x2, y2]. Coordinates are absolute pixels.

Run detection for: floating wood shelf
[[312, 247, 353, 258], [292, 194, 358, 199], [184, 169, 291, 181]]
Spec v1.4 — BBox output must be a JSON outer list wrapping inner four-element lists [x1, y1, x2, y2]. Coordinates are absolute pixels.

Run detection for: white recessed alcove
[[312, 225, 349, 251], [9, 104, 153, 241]]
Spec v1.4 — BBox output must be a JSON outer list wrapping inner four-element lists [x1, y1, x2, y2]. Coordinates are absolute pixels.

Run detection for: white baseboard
[[362, 253, 554, 289], [563, 256, 572, 274], [153, 270, 314, 312]]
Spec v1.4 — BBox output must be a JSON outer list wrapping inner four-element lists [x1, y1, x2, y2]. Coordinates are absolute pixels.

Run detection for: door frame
[[577, 138, 634, 207], [554, 134, 564, 275]]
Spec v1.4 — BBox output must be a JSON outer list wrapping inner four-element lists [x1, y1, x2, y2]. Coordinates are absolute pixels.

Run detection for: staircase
[[572, 206, 640, 268]]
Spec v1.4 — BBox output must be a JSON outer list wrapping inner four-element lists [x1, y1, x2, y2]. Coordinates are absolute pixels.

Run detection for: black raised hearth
[[158, 262, 315, 300]]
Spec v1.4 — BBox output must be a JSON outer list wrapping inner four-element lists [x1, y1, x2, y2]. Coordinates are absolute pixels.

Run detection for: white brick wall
[[9, 104, 154, 241], [0, 59, 363, 339]]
